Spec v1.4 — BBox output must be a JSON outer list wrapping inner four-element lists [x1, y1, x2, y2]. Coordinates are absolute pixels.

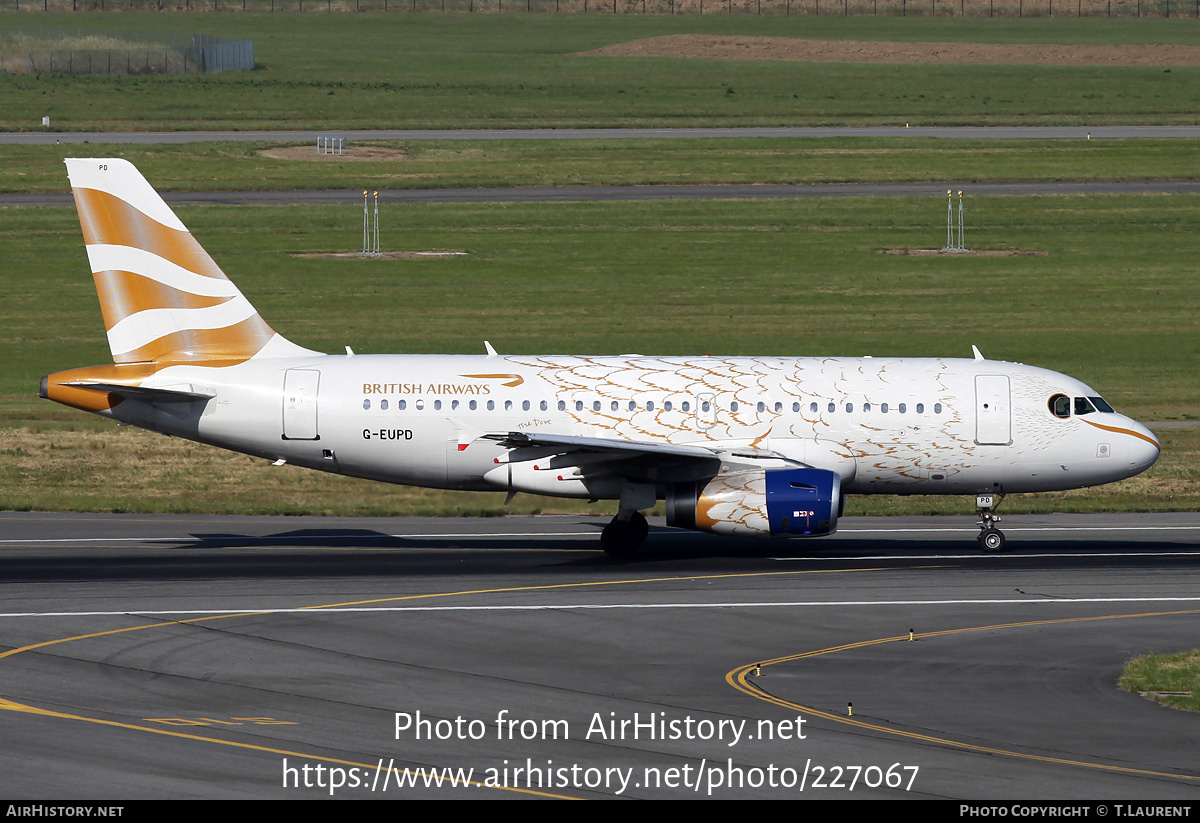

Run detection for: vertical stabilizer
[[66, 158, 314, 365]]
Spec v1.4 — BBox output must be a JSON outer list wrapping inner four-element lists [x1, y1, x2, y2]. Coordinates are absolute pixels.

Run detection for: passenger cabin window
[[934, 403, 943, 414], [1049, 394, 1071, 419], [664, 401, 673, 412], [540, 401, 548, 411], [730, 402, 739, 412], [415, 399, 424, 411], [522, 400, 530, 411], [363, 399, 370, 410], [828, 403, 836, 413], [916, 403, 925, 414], [397, 400, 405, 411], [845, 403, 853, 413], [810, 402, 818, 413], [380, 399, 389, 411], [898, 403, 906, 414], [469, 400, 477, 411], [881, 403, 889, 413], [681, 401, 690, 412], [504, 400, 512, 411], [863, 403, 871, 413], [434, 400, 442, 411]]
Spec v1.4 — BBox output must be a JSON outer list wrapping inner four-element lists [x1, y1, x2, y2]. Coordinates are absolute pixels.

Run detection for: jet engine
[[665, 467, 841, 538]]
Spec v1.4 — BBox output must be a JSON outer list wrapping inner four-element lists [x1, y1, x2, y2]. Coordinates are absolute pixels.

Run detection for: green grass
[[9, 136, 1200, 193], [3, 194, 1198, 514], [1120, 649, 1200, 712], [9, 196, 1197, 419], [4, 14, 1200, 130]]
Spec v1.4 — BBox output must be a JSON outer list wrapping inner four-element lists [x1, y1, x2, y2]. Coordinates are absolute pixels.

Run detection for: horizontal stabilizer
[[60, 381, 216, 403]]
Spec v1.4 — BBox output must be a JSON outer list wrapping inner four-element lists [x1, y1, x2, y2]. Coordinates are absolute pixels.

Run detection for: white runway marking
[[773, 551, 1200, 561], [4, 596, 1200, 619], [1, 524, 1197, 545], [0, 531, 598, 544]]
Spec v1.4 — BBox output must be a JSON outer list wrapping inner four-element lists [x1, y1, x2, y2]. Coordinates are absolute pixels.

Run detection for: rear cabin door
[[282, 368, 321, 441], [974, 374, 1011, 446]]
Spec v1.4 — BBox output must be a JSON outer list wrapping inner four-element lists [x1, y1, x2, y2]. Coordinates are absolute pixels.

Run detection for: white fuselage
[[106, 352, 1160, 501]]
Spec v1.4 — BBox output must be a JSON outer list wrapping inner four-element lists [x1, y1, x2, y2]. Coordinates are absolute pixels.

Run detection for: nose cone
[[1125, 419, 1160, 474]]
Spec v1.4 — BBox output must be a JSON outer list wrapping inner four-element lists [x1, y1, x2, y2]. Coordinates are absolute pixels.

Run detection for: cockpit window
[[1074, 396, 1097, 416], [1049, 394, 1070, 419], [1090, 396, 1115, 413]]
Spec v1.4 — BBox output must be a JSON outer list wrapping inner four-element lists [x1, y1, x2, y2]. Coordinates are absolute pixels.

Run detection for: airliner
[[40, 159, 1160, 556]]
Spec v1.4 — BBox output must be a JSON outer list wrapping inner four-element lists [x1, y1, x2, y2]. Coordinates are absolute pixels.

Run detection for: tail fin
[[66, 158, 314, 365]]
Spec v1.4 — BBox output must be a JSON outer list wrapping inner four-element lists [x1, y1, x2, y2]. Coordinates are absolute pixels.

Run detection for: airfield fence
[[0, 27, 253, 74], [7, 0, 1194, 15]]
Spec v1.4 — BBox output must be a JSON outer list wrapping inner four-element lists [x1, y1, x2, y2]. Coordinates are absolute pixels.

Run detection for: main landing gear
[[601, 511, 648, 559], [975, 492, 1006, 552]]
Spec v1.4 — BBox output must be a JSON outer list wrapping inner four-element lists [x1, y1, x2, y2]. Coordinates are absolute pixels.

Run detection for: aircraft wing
[[483, 431, 722, 461], [481, 431, 801, 486]]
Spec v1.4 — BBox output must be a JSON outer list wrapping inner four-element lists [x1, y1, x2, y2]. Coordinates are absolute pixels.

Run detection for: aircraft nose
[[1125, 420, 1160, 472]]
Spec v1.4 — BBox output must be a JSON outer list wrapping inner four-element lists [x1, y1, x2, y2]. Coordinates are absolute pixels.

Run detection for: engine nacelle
[[666, 467, 841, 538]]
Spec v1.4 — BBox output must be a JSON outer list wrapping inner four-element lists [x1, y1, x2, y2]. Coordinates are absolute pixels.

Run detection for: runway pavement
[[2, 511, 1198, 799]]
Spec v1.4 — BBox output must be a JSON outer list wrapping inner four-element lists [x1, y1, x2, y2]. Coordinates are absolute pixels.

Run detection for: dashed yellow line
[[0, 697, 576, 799], [726, 610, 1200, 783]]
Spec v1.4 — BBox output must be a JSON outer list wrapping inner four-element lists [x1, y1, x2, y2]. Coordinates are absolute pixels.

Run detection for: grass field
[[5, 195, 1197, 515], [4, 14, 1200, 130], [8, 136, 1200, 192], [2, 13, 1196, 517], [1120, 649, 1200, 712]]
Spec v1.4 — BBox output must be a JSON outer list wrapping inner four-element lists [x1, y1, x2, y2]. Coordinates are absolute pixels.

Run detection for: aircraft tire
[[979, 528, 1005, 553], [630, 511, 649, 544], [602, 516, 646, 559]]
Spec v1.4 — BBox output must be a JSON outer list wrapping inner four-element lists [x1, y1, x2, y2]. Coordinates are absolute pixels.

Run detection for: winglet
[[971, 345, 984, 361], [484, 340, 498, 358]]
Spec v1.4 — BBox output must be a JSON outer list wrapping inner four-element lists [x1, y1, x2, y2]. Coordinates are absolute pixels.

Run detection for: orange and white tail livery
[[42, 159, 1160, 557], [66, 158, 309, 365]]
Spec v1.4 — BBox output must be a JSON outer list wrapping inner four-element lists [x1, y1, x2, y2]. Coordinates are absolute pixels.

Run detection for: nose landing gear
[[976, 492, 1006, 552]]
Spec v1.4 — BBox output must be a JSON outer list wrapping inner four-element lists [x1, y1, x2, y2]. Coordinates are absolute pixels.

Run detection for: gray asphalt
[[8, 179, 1200, 208], [2, 511, 1198, 799], [8, 125, 1200, 144]]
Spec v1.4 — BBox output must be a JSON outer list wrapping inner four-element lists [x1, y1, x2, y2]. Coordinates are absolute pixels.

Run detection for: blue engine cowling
[[666, 467, 841, 538]]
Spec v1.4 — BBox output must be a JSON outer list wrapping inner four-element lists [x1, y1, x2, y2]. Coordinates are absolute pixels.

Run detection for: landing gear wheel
[[974, 492, 1006, 553], [601, 513, 647, 559], [979, 528, 1005, 553], [629, 511, 649, 545]]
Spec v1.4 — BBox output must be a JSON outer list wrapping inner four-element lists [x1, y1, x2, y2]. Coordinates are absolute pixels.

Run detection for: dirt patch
[[292, 250, 468, 259], [876, 248, 1047, 256], [260, 145, 410, 162], [579, 35, 1200, 67]]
